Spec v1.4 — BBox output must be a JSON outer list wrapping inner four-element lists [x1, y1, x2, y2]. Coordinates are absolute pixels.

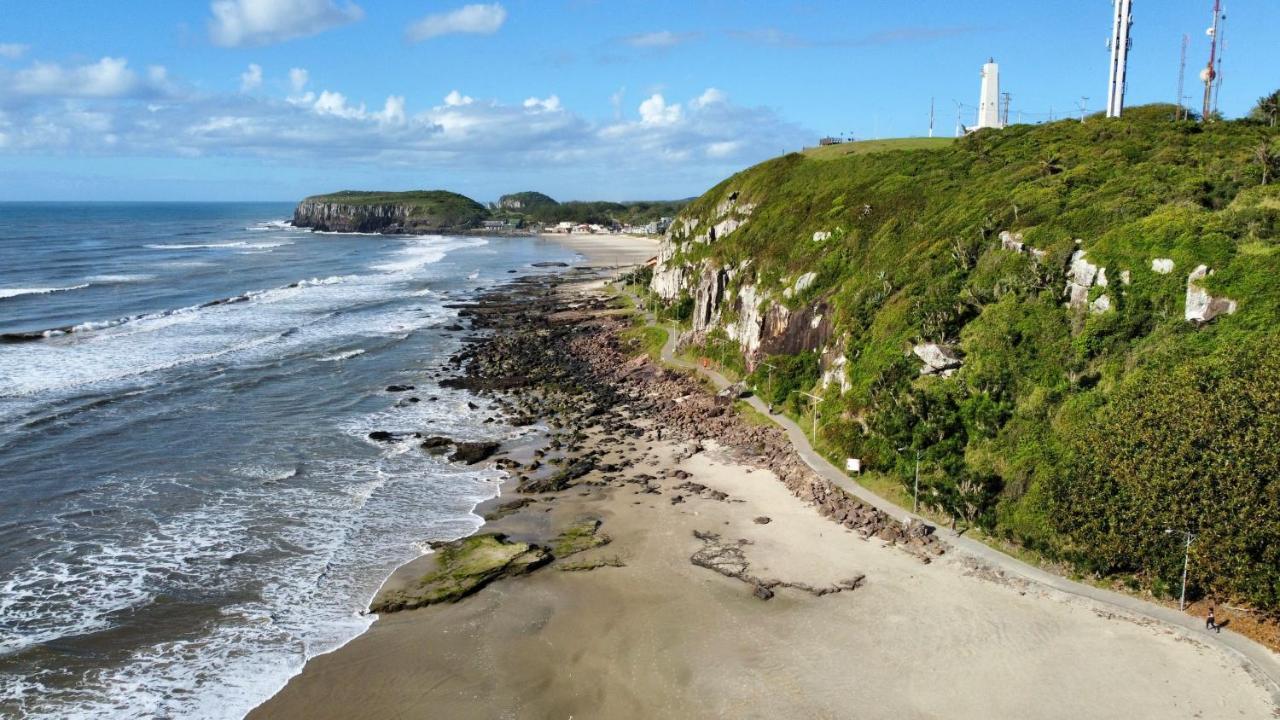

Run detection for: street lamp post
[[1166, 528, 1197, 612], [758, 361, 777, 412], [898, 446, 922, 514]]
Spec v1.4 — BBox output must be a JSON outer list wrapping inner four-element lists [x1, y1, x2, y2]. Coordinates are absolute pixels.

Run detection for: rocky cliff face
[[292, 199, 483, 234]]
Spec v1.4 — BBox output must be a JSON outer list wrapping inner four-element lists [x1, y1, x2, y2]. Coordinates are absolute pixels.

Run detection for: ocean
[[0, 203, 577, 718]]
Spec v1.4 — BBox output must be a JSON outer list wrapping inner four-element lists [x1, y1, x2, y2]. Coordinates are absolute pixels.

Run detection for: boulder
[[385, 384, 415, 392], [999, 230, 1024, 252], [913, 343, 963, 376], [812, 230, 831, 242], [1184, 265, 1237, 323], [1151, 258, 1175, 274], [368, 430, 397, 442], [420, 435, 453, 455], [1089, 294, 1111, 314], [450, 441, 501, 465]]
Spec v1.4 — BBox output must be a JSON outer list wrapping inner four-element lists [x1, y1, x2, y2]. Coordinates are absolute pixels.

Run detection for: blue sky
[[0, 0, 1275, 202]]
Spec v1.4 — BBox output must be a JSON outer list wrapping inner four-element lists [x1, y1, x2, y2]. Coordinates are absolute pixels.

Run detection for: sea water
[[0, 203, 577, 718]]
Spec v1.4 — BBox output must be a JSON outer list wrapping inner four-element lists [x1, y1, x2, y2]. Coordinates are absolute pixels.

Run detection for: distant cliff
[[292, 190, 489, 233]]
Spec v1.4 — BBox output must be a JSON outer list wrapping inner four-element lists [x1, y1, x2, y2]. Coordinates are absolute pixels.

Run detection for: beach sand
[[536, 232, 658, 267], [250, 265, 1276, 720]]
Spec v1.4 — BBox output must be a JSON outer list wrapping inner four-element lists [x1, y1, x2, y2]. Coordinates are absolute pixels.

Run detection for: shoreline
[[249, 253, 1277, 718], [243, 232, 658, 717]]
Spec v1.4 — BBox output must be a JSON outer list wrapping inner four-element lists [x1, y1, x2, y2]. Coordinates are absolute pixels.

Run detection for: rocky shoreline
[[251, 262, 1277, 720]]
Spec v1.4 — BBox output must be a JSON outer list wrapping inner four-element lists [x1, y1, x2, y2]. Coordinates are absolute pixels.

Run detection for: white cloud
[[7, 57, 163, 98], [378, 96, 406, 125], [209, 0, 363, 47], [638, 94, 681, 126], [240, 63, 263, 92], [624, 31, 697, 49], [523, 95, 561, 112], [443, 90, 474, 107], [0, 43, 29, 60], [407, 3, 507, 42], [706, 140, 742, 158], [690, 88, 727, 109]]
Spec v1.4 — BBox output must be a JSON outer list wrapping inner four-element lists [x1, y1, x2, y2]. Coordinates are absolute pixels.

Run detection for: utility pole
[[1167, 528, 1197, 611], [928, 97, 935, 138], [1202, 0, 1222, 121], [1078, 96, 1090, 123], [898, 446, 923, 513], [1176, 33, 1189, 120], [800, 391, 822, 441]]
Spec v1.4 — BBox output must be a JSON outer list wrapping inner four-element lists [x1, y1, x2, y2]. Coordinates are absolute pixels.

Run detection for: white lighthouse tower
[[976, 58, 1002, 129]]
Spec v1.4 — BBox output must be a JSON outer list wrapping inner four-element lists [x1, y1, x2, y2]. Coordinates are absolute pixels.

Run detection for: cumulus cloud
[[6, 57, 166, 99], [638, 94, 681, 126], [209, 0, 363, 47], [443, 90, 474, 107], [523, 95, 561, 112], [407, 3, 507, 42], [623, 30, 698, 49], [240, 63, 263, 92], [0, 54, 807, 198], [0, 43, 29, 60]]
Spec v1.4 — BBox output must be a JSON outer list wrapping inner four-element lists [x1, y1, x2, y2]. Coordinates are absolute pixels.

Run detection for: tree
[[1250, 90, 1280, 127], [1256, 141, 1277, 186]]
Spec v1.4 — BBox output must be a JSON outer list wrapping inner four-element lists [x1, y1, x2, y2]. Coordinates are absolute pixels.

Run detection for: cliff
[[292, 190, 489, 233], [650, 105, 1280, 612]]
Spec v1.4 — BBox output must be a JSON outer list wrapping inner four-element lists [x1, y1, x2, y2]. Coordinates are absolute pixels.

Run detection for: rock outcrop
[[913, 343, 963, 376], [1184, 265, 1237, 323], [292, 190, 488, 233]]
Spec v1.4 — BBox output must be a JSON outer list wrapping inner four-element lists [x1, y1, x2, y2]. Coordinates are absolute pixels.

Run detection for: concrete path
[[636, 292, 1280, 703]]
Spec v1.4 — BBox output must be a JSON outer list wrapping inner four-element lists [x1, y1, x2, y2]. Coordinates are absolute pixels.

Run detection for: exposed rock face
[[371, 534, 550, 612], [820, 351, 850, 394], [1000, 230, 1025, 252], [692, 262, 732, 332], [1185, 265, 1237, 323], [1152, 258, 1175, 274], [725, 284, 765, 353], [1064, 249, 1110, 313], [293, 198, 484, 234], [783, 272, 818, 299], [913, 343, 963, 376]]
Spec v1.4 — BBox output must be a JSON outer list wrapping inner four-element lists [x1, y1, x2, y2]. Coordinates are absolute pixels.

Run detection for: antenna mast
[[1001, 92, 1012, 126], [1106, 0, 1134, 118], [1201, 0, 1222, 120], [929, 97, 935, 138], [1212, 7, 1226, 116], [1176, 33, 1189, 120]]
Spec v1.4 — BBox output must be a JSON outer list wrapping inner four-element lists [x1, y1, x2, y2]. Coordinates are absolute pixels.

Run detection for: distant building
[[818, 136, 844, 146], [976, 58, 1003, 130], [644, 217, 673, 235]]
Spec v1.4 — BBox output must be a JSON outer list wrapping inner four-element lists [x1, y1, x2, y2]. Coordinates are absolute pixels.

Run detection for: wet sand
[[250, 267, 1277, 720]]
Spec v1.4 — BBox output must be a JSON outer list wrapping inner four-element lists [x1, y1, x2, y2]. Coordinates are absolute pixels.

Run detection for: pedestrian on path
[[1206, 605, 1220, 633]]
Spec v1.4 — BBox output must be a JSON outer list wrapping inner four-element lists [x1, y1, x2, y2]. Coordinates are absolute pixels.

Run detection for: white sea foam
[[145, 241, 250, 250], [370, 236, 487, 274], [316, 348, 366, 362], [85, 274, 155, 284], [0, 284, 90, 300]]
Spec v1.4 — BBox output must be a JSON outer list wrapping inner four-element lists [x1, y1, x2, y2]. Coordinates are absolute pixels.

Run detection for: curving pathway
[[634, 292, 1280, 704]]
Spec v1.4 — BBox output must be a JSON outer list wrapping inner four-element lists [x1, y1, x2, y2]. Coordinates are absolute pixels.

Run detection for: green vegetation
[[661, 104, 1280, 612], [370, 534, 549, 612], [621, 323, 667, 361], [492, 193, 690, 227], [551, 517, 611, 558], [802, 137, 955, 161]]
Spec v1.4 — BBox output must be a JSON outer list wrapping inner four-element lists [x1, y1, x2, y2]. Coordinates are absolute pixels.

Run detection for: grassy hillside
[[496, 198, 690, 226], [303, 190, 489, 224], [802, 136, 955, 161], [657, 105, 1280, 611]]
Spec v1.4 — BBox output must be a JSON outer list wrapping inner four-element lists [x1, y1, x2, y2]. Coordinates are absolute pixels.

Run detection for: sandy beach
[[536, 232, 659, 267], [250, 260, 1277, 720]]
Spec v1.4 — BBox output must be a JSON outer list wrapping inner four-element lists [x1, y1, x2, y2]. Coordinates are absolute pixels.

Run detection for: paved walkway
[[635, 292, 1280, 703]]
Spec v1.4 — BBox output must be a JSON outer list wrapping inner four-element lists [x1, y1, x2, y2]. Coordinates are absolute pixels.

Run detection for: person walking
[[1206, 605, 1220, 633]]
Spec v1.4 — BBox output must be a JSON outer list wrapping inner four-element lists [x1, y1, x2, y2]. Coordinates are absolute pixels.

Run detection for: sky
[[0, 0, 1275, 202]]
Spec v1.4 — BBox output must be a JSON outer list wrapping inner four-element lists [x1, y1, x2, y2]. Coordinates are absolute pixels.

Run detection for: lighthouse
[[976, 58, 1002, 129]]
